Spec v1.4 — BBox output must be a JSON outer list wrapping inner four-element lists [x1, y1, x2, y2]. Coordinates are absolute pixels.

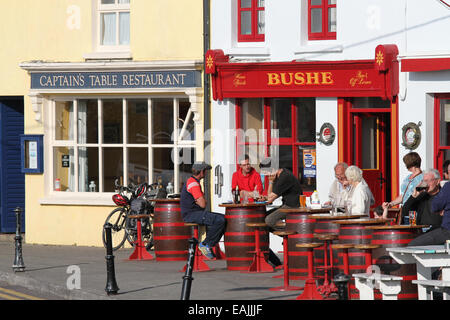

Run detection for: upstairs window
[[98, 0, 130, 49], [308, 0, 336, 40], [238, 0, 265, 42]]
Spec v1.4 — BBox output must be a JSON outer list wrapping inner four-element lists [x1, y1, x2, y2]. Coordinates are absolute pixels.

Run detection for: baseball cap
[[192, 161, 212, 171]]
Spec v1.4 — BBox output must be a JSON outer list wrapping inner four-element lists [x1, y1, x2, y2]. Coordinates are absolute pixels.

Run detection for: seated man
[[231, 154, 263, 201], [401, 169, 443, 232], [180, 161, 226, 259], [408, 169, 450, 247], [259, 157, 302, 231]]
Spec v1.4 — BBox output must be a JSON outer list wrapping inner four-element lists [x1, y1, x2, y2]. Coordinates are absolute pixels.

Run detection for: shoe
[[198, 242, 215, 260]]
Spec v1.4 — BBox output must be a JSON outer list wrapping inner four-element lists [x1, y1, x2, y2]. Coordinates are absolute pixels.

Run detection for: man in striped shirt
[[180, 161, 226, 259]]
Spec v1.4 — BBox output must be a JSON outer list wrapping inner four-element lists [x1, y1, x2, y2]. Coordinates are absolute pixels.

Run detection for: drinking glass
[[346, 200, 352, 215]]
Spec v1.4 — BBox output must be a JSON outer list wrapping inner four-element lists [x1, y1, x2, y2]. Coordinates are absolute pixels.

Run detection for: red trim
[[308, 0, 337, 41], [152, 222, 186, 227], [401, 57, 450, 72]]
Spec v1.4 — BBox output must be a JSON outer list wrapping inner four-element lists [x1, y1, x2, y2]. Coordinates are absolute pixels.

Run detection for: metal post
[[333, 273, 351, 300], [12, 207, 25, 272], [104, 223, 119, 295], [181, 237, 198, 300]]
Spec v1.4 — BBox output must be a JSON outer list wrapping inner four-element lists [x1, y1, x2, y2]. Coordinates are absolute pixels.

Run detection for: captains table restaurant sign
[[30, 70, 201, 90], [205, 44, 398, 101]]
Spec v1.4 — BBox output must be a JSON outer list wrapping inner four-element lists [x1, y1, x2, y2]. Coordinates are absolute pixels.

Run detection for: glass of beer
[[409, 211, 417, 226], [299, 195, 306, 208]]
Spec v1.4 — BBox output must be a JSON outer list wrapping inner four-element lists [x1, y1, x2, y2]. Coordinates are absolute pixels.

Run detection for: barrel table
[[333, 218, 389, 299], [219, 203, 268, 271], [280, 208, 361, 280], [152, 199, 191, 261], [366, 224, 427, 300], [310, 214, 365, 283]]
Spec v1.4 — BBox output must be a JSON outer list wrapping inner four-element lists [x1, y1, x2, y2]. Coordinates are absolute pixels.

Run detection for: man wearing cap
[[180, 161, 226, 259], [259, 157, 302, 231]]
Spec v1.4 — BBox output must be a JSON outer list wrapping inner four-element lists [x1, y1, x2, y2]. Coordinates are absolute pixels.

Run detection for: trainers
[[198, 242, 215, 260]]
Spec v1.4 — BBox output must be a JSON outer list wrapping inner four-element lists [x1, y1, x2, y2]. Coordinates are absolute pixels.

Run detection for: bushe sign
[[30, 70, 201, 90]]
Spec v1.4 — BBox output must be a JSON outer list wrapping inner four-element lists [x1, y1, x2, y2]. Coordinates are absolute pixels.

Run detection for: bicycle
[[102, 179, 159, 251]]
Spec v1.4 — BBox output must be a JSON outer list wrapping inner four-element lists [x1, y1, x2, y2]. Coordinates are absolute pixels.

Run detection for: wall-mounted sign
[[317, 122, 336, 146], [401, 121, 422, 150], [30, 70, 201, 90], [303, 149, 317, 178], [62, 155, 70, 168], [20, 134, 44, 173]]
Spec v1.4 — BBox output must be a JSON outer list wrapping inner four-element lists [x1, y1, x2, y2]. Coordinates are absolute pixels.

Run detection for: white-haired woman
[[345, 165, 374, 216]]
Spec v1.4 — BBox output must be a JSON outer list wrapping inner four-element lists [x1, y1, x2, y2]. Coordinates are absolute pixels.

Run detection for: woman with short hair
[[345, 165, 374, 216]]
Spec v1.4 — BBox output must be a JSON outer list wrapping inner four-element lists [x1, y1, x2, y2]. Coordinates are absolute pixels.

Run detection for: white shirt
[[348, 181, 373, 216]]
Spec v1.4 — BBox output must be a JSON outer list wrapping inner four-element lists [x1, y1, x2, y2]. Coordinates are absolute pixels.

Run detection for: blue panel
[[0, 98, 25, 233]]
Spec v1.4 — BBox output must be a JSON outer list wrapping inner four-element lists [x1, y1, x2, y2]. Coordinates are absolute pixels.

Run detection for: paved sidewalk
[[0, 240, 304, 300]]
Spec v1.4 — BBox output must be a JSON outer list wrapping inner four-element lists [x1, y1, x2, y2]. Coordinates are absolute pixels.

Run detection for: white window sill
[[40, 193, 115, 206], [83, 51, 132, 61], [225, 47, 270, 61], [294, 43, 344, 56]]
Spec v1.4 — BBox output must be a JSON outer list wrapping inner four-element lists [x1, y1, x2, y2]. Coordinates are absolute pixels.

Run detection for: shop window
[[237, 97, 316, 194], [308, 0, 336, 41], [98, 0, 130, 49], [238, 0, 265, 42], [51, 97, 195, 194]]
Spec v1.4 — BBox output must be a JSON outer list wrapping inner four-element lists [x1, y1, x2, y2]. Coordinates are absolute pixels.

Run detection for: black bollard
[[180, 237, 198, 300], [104, 223, 119, 295], [333, 273, 351, 300], [12, 207, 25, 272]]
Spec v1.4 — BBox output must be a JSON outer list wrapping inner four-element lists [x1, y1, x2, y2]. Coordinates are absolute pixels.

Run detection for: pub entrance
[[342, 97, 392, 208]]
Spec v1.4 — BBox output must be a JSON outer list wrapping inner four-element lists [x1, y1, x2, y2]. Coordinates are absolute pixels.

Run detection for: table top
[[333, 218, 390, 225], [386, 245, 448, 255], [280, 207, 331, 214], [309, 214, 366, 220], [152, 198, 180, 203], [219, 202, 267, 208], [365, 224, 429, 230]]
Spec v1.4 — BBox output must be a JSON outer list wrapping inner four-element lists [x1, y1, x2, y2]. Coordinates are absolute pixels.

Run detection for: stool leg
[[317, 240, 337, 297], [180, 226, 211, 272], [244, 228, 273, 273], [363, 250, 373, 272], [342, 249, 350, 275], [269, 236, 302, 291], [128, 219, 154, 261], [296, 248, 323, 300]]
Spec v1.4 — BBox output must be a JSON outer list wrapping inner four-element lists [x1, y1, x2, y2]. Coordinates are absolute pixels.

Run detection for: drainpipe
[[203, 0, 211, 211]]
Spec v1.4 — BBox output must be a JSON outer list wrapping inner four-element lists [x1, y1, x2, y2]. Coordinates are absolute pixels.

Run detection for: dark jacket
[[402, 189, 442, 231]]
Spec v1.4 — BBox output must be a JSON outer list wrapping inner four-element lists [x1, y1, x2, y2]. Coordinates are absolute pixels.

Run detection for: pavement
[[0, 236, 308, 301]]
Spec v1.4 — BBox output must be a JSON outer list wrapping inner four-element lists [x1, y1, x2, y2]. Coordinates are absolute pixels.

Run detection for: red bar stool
[[127, 214, 155, 261], [354, 244, 381, 272], [314, 232, 338, 297], [331, 243, 355, 275], [180, 223, 211, 272], [212, 242, 226, 260], [295, 243, 323, 300], [269, 230, 302, 291], [242, 222, 274, 273]]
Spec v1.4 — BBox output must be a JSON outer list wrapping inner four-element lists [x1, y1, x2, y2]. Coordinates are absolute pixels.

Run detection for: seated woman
[[345, 165, 374, 216]]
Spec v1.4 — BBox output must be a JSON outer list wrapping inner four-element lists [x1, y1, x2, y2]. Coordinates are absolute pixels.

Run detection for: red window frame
[[308, 0, 337, 41], [235, 98, 316, 195], [434, 94, 450, 175], [237, 0, 265, 42]]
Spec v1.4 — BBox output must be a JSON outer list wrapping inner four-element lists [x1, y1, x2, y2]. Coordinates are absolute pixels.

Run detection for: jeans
[[407, 227, 450, 247], [265, 204, 291, 231], [183, 209, 226, 247]]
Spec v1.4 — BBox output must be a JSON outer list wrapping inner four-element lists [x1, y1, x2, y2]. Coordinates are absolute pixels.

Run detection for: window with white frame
[[97, 0, 130, 49], [51, 97, 196, 194]]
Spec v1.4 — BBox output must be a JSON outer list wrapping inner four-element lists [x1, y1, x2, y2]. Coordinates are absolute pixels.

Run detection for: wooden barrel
[[220, 203, 268, 271], [153, 199, 190, 261], [334, 218, 388, 299], [367, 225, 425, 300], [285, 211, 317, 279], [311, 215, 364, 283]]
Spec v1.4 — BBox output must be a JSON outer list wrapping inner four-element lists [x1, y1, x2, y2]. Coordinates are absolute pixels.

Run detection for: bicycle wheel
[[103, 207, 128, 251], [125, 214, 154, 251]]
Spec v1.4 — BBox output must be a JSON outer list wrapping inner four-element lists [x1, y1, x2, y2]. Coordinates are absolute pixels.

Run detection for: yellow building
[[0, 0, 205, 246]]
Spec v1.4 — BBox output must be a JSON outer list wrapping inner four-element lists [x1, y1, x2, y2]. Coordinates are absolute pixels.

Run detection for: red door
[[351, 112, 390, 208]]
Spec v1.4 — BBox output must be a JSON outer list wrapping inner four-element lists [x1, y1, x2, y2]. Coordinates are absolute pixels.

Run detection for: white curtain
[[119, 12, 130, 45], [78, 101, 88, 192], [68, 105, 75, 192], [101, 13, 116, 45]]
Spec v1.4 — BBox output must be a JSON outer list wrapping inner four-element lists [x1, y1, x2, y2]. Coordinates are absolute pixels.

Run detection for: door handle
[[377, 173, 386, 190]]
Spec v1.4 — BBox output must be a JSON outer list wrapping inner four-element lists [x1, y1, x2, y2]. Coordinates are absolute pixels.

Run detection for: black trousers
[[183, 209, 226, 247], [407, 227, 450, 247]]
